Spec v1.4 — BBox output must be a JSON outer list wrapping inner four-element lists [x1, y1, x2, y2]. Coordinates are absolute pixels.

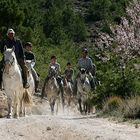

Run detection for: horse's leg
[[13, 94, 19, 119], [23, 107, 26, 117], [52, 99, 58, 115], [51, 103, 54, 115], [7, 98, 12, 118], [14, 102, 19, 119], [87, 102, 91, 115], [22, 101, 26, 117], [84, 100, 87, 115], [19, 100, 23, 117], [67, 96, 71, 114], [78, 98, 82, 114], [59, 86, 64, 111], [50, 98, 54, 115], [83, 102, 85, 115], [20, 96, 26, 117]]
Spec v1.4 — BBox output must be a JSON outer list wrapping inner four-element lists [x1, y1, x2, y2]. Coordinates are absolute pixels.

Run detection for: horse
[[2, 46, 32, 118], [62, 76, 73, 108], [76, 68, 91, 114], [25, 60, 35, 95], [42, 66, 60, 115]]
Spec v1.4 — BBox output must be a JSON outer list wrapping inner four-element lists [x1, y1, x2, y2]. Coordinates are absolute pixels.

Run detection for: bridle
[[4, 57, 15, 66], [79, 68, 87, 84]]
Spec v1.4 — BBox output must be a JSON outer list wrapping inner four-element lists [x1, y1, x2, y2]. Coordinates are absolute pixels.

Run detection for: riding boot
[[41, 77, 49, 98], [35, 80, 39, 93], [18, 59, 30, 89], [90, 79, 96, 90], [22, 68, 30, 88], [73, 80, 77, 96]]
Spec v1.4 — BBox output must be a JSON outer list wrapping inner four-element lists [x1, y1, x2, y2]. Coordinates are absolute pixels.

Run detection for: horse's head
[[61, 75, 67, 87], [3, 46, 16, 74], [49, 66, 57, 78], [48, 76, 57, 86], [25, 60, 34, 70], [79, 68, 87, 83]]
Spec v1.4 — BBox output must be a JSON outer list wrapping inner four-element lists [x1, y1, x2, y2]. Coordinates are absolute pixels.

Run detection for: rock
[[46, 126, 52, 131], [135, 123, 139, 129]]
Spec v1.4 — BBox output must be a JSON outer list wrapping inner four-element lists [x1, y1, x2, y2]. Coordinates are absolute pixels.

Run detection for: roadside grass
[[99, 96, 140, 124]]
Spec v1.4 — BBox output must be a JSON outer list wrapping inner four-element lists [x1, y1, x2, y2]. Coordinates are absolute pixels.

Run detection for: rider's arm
[[88, 58, 93, 70]]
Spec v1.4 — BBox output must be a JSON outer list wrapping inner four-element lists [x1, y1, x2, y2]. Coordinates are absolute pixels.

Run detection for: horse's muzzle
[[4, 64, 10, 74]]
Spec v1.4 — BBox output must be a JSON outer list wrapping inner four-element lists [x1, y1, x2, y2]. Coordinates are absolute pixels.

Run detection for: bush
[[120, 96, 140, 119], [103, 96, 124, 114], [102, 96, 140, 119]]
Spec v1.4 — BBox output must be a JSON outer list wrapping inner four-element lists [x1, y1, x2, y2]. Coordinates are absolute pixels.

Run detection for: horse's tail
[[22, 89, 33, 106]]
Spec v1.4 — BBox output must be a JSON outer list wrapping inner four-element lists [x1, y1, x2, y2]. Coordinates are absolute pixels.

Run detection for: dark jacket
[[0, 37, 25, 60], [24, 51, 35, 61]]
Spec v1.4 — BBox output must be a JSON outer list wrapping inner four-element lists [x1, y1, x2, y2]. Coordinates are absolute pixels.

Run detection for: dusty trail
[[0, 95, 140, 140]]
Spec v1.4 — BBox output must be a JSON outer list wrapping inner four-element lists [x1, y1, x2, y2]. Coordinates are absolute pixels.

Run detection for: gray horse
[[42, 66, 60, 115], [62, 76, 73, 108], [76, 68, 91, 114]]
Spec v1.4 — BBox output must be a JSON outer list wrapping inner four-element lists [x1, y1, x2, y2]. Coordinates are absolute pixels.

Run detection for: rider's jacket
[[24, 50, 35, 61], [0, 37, 25, 60], [78, 56, 93, 73]]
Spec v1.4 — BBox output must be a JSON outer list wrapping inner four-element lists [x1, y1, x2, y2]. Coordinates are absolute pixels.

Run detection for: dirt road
[[0, 96, 140, 140]]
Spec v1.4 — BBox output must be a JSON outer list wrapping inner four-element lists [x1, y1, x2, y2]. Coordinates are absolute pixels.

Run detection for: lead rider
[[0, 28, 30, 89]]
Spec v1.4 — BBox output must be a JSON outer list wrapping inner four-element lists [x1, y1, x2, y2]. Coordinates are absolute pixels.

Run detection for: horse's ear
[[4, 45, 7, 51], [12, 46, 15, 52]]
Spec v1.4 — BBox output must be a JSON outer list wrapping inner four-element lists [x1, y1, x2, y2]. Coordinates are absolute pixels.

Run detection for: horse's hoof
[[7, 115, 12, 119], [19, 113, 24, 117], [14, 114, 19, 119], [51, 112, 54, 115], [15, 116, 19, 119]]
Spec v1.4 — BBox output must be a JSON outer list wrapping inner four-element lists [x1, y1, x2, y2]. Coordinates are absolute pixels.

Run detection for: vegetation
[[0, 0, 86, 80], [88, 0, 131, 34], [103, 96, 140, 119]]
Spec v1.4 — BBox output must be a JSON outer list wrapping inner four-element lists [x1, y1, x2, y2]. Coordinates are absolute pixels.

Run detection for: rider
[[0, 28, 29, 89], [41, 55, 64, 98], [74, 48, 96, 93], [24, 42, 40, 92], [64, 62, 74, 84]]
